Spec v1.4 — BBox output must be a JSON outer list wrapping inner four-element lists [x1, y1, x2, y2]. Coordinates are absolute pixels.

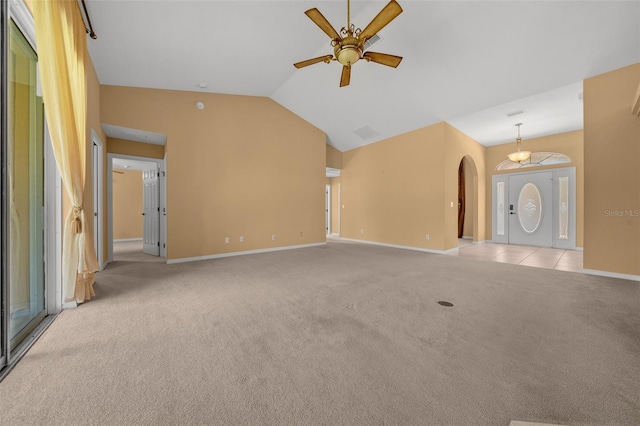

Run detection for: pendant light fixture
[[507, 123, 531, 163]]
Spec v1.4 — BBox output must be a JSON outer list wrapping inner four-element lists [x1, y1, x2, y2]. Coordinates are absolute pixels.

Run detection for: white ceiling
[[85, 1, 640, 152], [449, 81, 584, 146], [102, 124, 167, 145], [112, 158, 157, 171]]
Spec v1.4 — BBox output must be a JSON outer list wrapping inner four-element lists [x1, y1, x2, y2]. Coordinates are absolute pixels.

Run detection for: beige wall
[[86, 50, 107, 266], [331, 177, 341, 234], [101, 86, 326, 260], [326, 144, 343, 169], [339, 122, 486, 251], [326, 144, 343, 235], [583, 63, 640, 276], [112, 170, 143, 240], [443, 124, 486, 248], [107, 138, 165, 159], [484, 130, 585, 247]]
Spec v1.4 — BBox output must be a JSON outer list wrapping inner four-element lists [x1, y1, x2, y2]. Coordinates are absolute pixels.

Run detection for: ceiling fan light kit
[[335, 38, 362, 66], [294, 0, 403, 87]]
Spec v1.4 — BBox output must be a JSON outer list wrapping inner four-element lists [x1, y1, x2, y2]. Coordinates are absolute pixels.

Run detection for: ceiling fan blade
[[294, 55, 334, 69], [305, 8, 340, 40], [363, 51, 403, 68], [360, 0, 403, 41], [340, 65, 351, 87]]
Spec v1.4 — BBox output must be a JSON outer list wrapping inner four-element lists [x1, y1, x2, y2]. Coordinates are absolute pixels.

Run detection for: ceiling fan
[[294, 0, 403, 87]]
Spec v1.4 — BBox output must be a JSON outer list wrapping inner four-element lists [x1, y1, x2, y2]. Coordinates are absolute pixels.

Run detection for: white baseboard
[[114, 238, 143, 242], [575, 246, 584, 251], [330, 233, 340, 237], [62, 301, 77, 309], [461, 236, 473, 240], [472, 240, 489, 245], [582, 269, 640, 282], [335, 237, 458, 255], [167, 242, 327, 264]]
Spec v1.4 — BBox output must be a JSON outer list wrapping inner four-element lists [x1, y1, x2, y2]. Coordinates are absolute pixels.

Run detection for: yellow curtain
[[34, 0, 99, 303]]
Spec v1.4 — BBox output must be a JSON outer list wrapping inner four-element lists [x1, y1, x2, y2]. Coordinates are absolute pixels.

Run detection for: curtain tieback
[[72, 206, 82, 234]]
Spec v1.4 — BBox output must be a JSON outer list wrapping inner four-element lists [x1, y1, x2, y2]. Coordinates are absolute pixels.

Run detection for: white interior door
[[92, 136, 103, 269], [325, 184, 331, 235], [508, 171, 553, 247], [143, 167, 160, 256], [93, 143, 99, 259]]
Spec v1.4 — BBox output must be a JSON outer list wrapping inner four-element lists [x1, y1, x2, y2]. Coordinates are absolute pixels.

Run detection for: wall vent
[[353, 125, 380, 140]]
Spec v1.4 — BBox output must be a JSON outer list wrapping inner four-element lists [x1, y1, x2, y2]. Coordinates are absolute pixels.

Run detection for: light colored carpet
[[1, 240, 639, 425]]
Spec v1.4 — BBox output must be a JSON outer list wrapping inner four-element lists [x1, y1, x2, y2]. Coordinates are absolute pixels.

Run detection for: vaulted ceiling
[[86, 1, 640, 152]]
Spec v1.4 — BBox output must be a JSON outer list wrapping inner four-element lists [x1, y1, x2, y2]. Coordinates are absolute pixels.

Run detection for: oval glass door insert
[[518, 183, 543, 234]]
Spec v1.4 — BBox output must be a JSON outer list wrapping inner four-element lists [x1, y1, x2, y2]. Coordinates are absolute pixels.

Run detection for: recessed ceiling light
[[198, 83, 207, 89]]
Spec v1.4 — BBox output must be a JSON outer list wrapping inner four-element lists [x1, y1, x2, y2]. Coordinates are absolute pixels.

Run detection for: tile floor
[[449, 238, 583, 273]]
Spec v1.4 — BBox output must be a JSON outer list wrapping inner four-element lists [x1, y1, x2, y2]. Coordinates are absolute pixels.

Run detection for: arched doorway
[[457, 156, 478, 244]]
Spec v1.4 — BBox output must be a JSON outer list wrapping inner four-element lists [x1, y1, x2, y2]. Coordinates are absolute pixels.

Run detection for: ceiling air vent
[[363, 34, 381, 51], [353, 125, 380, 140], [506, 109, 524, 117]]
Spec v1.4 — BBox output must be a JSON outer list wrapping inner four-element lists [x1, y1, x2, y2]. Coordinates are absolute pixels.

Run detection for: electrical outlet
[[239, 236, 244, 242], [272, 235, 277, 241], [425, 234, 430, 241], [224, 237, 230, 244], [361, 229, 364, 234]]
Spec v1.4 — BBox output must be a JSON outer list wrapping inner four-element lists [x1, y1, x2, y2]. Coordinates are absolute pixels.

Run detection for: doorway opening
[[456, 156, 478, 246], [492, 167, 576, 249], [92, 131, 104, 270], [107, 154, 167, 264], [325, 184, 331, 236]]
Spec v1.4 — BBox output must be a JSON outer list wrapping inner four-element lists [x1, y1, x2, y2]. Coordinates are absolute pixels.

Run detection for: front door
[[142, 167, 160, 256], [493, 167, 576, 249], [508, 171, 553, 247]]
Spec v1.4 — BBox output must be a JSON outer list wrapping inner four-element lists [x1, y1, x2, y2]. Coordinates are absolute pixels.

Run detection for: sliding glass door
[[1, 0, 61, 377], [1, 0, 6, 371], [7, 19, 46, 347]]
